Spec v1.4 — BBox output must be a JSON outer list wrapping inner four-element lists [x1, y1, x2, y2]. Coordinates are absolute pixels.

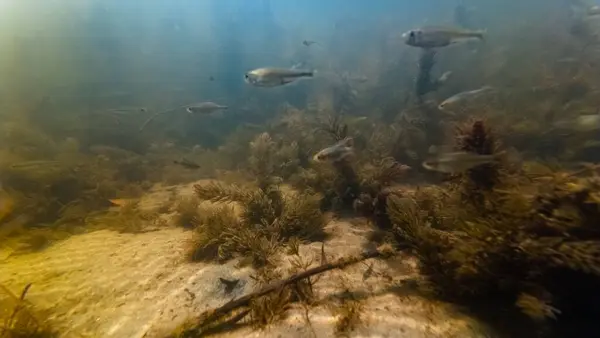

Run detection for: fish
[[139, 102, 227, 131], [10, 160, 62, 170], [0, 184, 15, 222], [554, 111, 600, 132], [108, 198, 136, 207], [186, 102, 228, 114], [438, 86, 495, 112], [312, 137, 355, 163], [173, 158, 201, 169], [402, 26, 486, 48], [438, 71, 453, 84], [219, 277, 240, 295], [302, 40, 318, 46], [588, 6, 600, 16], [107, 107, 147, 114], [244, 67, 314, 87], [422, 150, 503, 174]]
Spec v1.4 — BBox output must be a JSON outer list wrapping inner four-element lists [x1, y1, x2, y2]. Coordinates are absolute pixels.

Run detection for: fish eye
[[244, 74, 249, 79], [409, 31, 415, 38]]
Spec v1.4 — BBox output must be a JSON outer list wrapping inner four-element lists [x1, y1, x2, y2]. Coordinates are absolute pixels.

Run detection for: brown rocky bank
[[0, 180, 493, 338]]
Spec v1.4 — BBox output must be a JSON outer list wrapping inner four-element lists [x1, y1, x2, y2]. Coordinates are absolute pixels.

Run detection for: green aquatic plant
[[173, 197, 200, 229], [187, 131, 327, 266], [387, 152, 600, 335], [329, 292, 363, 338], [190, 181, 326, 267], [0, 284, 56, 338], [454, 119, 503, 197]]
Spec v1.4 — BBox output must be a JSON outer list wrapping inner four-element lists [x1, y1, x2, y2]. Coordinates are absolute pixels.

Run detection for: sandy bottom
[[0, 181, 493, 338]]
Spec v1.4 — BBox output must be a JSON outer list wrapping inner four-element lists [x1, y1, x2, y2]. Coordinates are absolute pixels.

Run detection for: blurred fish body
[[244, 67, 314, 87], [438, 86, 494, 111], [173, 158, 201, 169], [0, 184, 15, 222], [438, 71, 453, 84], [313, 137, 354, 163], [186, 102, 228, 114], [554, 112, 600, 132], [422, 151, 500, 173], [589, 6, 600, 16], [403, 27, 485, 48]]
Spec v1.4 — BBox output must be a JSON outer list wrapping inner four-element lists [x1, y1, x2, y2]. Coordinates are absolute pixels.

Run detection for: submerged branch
[[177, 247, 393, 337]]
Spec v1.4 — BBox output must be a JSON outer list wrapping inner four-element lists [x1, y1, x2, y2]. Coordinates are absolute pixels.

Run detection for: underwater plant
[[0, 283, 56, 338], [386, 122, 600, 336], [188, 132, 327, 267], [190, 181, 326, 267], [173, 197, 200, 229]]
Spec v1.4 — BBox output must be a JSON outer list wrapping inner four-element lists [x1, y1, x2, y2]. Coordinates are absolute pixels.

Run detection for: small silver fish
[[107, 107, 147, 114], [438, 86, 494, 112], [438, 71, 453, 84], [554, 111, 600, 132], [312, 137, 354, 163], [588, 6, 600, 16], [303, 40, 318, 47], [10, 160, 61, 170], [244, 67, 314, 87], [422, 151, 501, 174], [173, 158, 201, 169], [186, 102, 228, 114], [402, 26, 485, 48]]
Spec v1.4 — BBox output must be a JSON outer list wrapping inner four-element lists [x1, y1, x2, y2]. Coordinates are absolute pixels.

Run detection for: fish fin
[[305, 69, 317, 77], [422, 160, 436, 172], [109, 199, 128, 207], [340, 136, 354, 148], [281, 79, 294, 85]]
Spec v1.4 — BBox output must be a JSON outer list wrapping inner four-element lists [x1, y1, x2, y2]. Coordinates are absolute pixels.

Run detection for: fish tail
[[299, 69, 316, 77], [472, 28, 486, 40]]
